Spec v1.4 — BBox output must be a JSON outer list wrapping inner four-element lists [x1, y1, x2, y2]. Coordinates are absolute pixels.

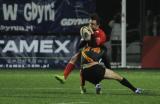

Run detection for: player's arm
[[94, 30, 107, 46], [88, 31, 107, 47]]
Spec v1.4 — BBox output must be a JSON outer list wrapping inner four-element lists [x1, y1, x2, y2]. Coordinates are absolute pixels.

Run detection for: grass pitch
[[0, 69, 160, 104]]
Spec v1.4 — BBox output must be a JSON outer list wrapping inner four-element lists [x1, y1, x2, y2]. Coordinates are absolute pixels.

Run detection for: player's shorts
[[81, 64, 105, 85]]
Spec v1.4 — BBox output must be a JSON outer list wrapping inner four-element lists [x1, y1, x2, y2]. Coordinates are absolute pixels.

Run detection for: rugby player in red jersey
[[55, 13, 111, 84]]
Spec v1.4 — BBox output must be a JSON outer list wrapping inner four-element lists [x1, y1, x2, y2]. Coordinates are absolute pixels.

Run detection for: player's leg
[[64, 52, 80, 79], [80, 69, 86, 94], [93, 65, 105, 94], [104, 68, 142, 94], [55, 52, 81, 83], [81, 65, 104, 94], [95, 83, 101, 94]]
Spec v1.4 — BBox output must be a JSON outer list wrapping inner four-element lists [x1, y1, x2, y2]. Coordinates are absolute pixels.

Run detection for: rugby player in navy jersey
[[80, 44, 142, 94]]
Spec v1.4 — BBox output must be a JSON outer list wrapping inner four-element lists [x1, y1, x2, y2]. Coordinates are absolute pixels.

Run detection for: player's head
[[89, 13, 100, 31]]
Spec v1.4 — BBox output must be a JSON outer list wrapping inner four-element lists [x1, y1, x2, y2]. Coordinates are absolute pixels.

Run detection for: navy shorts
[[81, 64, 105, 85]]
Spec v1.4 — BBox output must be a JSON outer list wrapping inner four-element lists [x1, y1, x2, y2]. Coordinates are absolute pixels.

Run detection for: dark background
[[96, 0, 159, 28], [95, 0, 160, 42]]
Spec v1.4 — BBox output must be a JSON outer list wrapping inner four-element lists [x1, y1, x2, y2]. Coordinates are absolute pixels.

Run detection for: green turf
[[0, 69, 160, 104]]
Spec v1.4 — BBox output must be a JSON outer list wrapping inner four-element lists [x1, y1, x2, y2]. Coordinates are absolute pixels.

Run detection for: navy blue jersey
[[81, 46, 105, 65]]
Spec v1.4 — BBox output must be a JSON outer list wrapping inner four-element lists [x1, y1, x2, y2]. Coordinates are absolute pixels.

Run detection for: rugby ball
[[80, 26, 92, 41]]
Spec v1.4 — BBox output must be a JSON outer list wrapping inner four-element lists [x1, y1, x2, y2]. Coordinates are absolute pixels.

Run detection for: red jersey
[[93, 28, 108, 46]]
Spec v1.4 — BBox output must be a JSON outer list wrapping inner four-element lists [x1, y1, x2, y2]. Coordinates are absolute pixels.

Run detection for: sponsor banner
[[0, 34, 81, 69], [141, 36, 160, 68], [0, 0, 96, 33]]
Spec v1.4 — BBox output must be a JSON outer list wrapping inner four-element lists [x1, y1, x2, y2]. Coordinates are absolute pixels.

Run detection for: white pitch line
[[55, 102, 90, 104], [0, 87, 159, 91]]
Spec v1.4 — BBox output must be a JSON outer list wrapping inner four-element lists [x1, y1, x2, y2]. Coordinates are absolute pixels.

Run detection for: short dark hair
[[90, 13, 100, 25]]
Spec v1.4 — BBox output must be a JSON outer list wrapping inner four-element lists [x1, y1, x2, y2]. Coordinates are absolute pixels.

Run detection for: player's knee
[[105, 69, 123, 80], [114, 74, 123, 81]]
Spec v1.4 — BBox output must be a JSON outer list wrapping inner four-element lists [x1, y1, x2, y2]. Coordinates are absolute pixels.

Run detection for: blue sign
[[0, 34, 81, 68], [0, 0, 96, 33]]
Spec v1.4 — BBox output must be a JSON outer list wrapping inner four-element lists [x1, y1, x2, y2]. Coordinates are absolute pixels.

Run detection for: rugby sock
[[64, 63, 75, 80], [119, 78, 137, 92]]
